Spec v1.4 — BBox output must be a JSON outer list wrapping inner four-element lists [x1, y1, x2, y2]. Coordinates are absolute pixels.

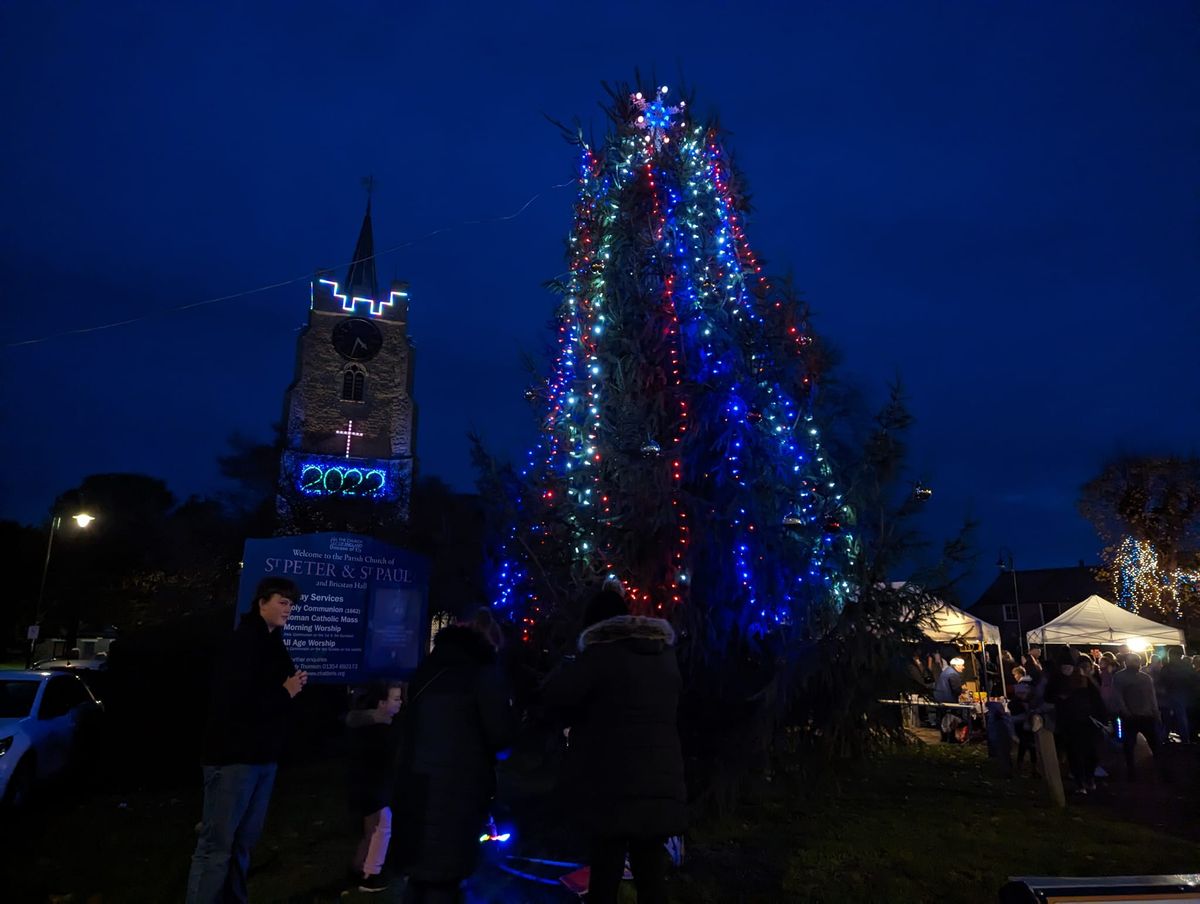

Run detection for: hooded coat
[[201, 611, 295, 765], [541, 614, 687, 839], [393, 625, 514, 884]]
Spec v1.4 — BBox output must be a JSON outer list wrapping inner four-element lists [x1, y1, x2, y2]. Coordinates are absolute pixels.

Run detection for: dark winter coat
[[1053, 679, 1105, 728], [347, 720, 397, 817], [393, 625, 514, 884], [201, 611, 296, 765], [1162, 659, 1198, 702], [541, 614, 687, 839]]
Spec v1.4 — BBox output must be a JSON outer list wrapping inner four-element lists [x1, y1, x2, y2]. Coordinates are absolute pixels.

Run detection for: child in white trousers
[[346, 683, 404, 893]]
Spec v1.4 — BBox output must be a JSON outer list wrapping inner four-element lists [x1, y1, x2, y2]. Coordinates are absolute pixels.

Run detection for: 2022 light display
[[493, 86, 854, 641], [296, 460, 390, 498]]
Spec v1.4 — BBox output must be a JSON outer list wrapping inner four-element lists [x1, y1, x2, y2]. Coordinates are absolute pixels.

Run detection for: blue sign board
[[237, 532, 429, 683]]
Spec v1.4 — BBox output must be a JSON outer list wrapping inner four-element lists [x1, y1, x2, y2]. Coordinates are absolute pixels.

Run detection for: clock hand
[[352, 337, 368, 354]]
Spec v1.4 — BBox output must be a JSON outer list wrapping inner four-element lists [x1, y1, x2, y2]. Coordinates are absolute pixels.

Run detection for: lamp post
[[28, 510, 96, 668], [997, 548, 1023, 656]]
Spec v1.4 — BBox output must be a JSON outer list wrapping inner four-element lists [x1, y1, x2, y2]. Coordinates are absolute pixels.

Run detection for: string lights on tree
[[1112, 536, 1198, 618], [492, 84, 854, 641]]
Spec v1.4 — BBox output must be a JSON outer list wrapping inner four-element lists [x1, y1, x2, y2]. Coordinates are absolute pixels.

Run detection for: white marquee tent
[[1027, 594, 1185, 648], [888, 583, 1003, 648], [885, 583, 1008, 699], [917, 596, 1005, 695], [921, 600, 1002, 647]]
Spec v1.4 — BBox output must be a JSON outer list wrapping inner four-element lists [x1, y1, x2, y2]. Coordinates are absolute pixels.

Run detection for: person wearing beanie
[[541, 589, 686, 904]]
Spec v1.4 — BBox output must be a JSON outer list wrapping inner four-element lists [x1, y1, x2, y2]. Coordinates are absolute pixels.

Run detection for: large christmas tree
[[492, 84, 854, 647]]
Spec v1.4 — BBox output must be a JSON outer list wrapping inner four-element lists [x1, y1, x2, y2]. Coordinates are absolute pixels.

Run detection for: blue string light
[[493, 88, 853, 636]]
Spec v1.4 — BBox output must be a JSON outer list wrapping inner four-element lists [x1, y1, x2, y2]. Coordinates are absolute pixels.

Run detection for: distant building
[[972, 563, 1109, 651], [277, 197, 417, 531]]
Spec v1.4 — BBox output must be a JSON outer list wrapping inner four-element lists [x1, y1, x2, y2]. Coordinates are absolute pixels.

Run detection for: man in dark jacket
[[542, 590, 687, 904], [394, 623, 514, 904], [186, 578, 307, 904]]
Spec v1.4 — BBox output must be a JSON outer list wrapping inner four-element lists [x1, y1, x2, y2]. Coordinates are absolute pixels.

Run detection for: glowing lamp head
[[72, 513, 95, 528], [1125, 636, 1151, 654]]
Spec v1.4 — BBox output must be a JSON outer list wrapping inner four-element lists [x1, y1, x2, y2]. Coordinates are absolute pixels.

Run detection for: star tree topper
[[631, 85, 685, 150]]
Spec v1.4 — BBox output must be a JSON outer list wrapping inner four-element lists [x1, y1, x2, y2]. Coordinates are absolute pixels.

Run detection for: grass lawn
[[2, 740, 1196, 902], [676, 742, 1200, 903]]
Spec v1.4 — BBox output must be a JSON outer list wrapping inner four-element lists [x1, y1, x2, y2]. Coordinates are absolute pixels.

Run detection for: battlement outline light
[[316, 278, 396, 317]]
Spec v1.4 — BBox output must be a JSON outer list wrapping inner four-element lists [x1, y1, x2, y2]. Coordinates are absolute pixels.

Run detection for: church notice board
[[237, 532, 429, 682]]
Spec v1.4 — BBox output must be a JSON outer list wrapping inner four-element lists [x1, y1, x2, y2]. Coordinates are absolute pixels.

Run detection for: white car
[[0, 669, 104, 807]]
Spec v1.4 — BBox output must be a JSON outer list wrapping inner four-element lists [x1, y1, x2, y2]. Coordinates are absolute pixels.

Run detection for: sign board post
[[237, 532, 429, 682], [25, 624, 40, 670]]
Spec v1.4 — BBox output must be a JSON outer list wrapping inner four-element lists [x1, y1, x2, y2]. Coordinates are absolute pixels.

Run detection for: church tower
[[277, 199, 416, 531]]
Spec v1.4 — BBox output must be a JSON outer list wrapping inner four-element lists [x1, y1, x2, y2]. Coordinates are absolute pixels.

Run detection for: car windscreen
[[0, 679, 41, 718]]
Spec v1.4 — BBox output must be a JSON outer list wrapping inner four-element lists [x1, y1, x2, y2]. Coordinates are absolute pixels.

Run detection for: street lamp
[[997, 548, 1023, 656], [28, 510, 96, 667]]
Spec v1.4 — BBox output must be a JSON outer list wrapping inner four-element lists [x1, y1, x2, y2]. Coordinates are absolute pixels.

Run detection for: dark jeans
[[1062, 722, 1098, 787], [1164, 694, 1191, 741], [1016, 730, 1037, 768], [1122, 715, 1161, 778], [185, 762, 277, 904], [589, 835, 668, 904]]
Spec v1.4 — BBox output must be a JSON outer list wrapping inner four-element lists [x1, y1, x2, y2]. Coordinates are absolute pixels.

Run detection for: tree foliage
[[475, 78, 974, 811], [1079, 455, 1200, 619]]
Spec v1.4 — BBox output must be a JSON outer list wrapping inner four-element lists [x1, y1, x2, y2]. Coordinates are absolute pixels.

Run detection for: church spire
[[345, 177, 378, 298]]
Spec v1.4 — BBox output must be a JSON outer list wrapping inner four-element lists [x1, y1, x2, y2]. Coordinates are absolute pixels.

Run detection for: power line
[[5, 178, 577, 350]]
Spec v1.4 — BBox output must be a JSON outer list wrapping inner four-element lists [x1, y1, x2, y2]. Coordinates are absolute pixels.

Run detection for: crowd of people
[[184, 577, 686, 904], [913, 642, 1200, 794], [178, 576, 1197, 901]]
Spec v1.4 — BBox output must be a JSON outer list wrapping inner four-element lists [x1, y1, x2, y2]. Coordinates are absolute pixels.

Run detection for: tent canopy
[[921, 600, 1002, 647], [886, 582, 1002, 647], [1028, 594, 1185, 647]]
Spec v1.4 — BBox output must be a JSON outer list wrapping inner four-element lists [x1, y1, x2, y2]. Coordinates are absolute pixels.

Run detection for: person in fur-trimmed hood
[[541, 588, 686, 904]]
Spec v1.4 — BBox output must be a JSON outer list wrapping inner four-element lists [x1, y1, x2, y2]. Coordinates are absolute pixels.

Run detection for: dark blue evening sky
[[2, 1, 1197, 597]]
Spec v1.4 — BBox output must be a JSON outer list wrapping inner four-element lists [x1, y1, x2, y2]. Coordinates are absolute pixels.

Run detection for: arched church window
[[341, 365, 367, 402]]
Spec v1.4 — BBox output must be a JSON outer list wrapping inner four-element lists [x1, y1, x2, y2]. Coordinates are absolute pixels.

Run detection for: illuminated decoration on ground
[[335, 419, 364, 458], [1113, 536, 1198, 618], [491, 84, 854, 640], [296, 459, 390, 498], [316, 278, 401, 317]]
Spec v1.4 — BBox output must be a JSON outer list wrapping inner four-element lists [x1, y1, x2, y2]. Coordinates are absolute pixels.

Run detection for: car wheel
[[3, 756, 36, 810]]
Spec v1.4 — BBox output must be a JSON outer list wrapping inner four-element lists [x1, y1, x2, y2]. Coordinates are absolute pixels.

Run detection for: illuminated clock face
[[331, 318, 383, 361]]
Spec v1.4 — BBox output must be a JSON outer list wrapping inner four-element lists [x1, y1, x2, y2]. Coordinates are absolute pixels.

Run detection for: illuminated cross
[[335, 419, 364, 458]]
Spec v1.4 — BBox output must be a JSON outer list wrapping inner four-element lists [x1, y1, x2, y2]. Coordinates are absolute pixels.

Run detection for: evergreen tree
[[491, 84, 854, 647]]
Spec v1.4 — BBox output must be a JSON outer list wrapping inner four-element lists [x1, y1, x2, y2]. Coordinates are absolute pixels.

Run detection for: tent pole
[[998, 642, 1007, 698]]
